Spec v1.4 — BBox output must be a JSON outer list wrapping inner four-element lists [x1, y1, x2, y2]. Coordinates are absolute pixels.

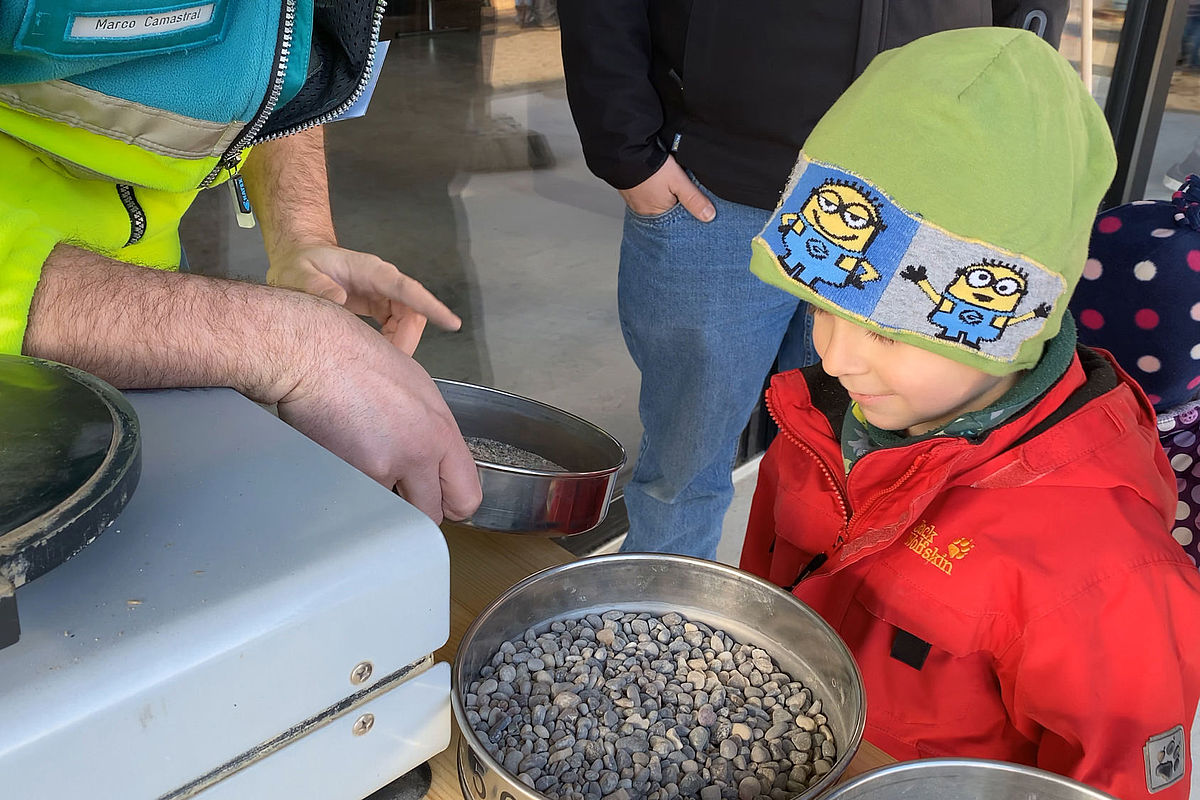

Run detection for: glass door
[[1060, 0, 1192, 203]]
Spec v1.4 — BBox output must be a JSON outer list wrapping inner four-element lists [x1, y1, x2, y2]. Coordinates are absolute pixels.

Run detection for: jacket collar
[[766, 345, 1146, 569]]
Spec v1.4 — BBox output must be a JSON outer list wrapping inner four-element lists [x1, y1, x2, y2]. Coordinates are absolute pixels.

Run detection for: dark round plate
[[0, 355, 140, 590]]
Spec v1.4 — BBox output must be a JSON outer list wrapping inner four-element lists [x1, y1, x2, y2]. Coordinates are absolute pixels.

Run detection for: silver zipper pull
[[227, 173, 257, 229]]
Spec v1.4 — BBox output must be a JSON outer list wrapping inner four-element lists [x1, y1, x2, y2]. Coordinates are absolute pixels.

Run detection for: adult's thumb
[[674, 180, 716, 223]]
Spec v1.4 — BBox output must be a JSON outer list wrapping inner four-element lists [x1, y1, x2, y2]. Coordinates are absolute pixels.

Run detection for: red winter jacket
[[741, 347, 1200, 799]]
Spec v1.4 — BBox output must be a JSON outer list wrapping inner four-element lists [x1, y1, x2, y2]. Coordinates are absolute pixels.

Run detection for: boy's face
[[811, 308, 1020, 436]]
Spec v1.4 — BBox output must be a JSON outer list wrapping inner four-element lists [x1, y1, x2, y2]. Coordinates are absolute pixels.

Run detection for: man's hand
[[619, 155, 716, 222], [267, 244, 461, 355], [277, 310, 482, 523], [241, 127, 462, 354]]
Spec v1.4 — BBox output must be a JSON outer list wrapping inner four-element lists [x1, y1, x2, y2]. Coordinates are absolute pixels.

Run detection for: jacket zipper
[[254, 0, 389, 145], [201, 0, 388, 190], [843, 453, 929, 541], [765, 385, 929, 585], [199, 0, 299, 188], [765, 387, 850, 522], [116, 184, 146, 246]]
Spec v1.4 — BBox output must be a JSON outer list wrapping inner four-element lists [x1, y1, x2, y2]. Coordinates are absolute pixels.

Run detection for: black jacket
[[559, 0, 1067, 210]]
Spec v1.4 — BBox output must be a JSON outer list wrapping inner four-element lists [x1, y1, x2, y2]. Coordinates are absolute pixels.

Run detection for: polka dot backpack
[[1070, 176, 1200, 568]]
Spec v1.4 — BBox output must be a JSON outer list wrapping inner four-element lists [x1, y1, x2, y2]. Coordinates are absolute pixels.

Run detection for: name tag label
[[69, 5, 216, 40], [15, 0, 229, 58]]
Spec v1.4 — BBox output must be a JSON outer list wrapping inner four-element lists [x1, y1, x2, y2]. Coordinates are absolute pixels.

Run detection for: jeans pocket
[[626, 201, 688, 225]]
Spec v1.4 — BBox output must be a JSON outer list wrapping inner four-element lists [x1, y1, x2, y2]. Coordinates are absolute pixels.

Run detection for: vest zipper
[[116, 184, 146, 246], [199, 0, 298, 188]]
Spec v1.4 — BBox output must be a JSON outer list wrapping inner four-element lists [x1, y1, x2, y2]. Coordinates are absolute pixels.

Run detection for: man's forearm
[[23, 244, 334, 403], [240, 126, 337, 257]]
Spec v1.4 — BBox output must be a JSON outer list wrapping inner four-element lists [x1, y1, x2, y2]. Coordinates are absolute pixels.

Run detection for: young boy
[[739, 28, 1200, 799]]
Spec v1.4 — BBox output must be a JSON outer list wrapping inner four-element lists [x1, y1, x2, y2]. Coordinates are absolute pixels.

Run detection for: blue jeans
[[617, 182, 816, 559], [1185, 14, 1200, 67]]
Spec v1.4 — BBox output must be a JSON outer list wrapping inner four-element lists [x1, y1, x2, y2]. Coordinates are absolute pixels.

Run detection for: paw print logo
[[1181, 407, 1200, 425], [946, 538, 974, 559], [1144, 725, 1186, 791], [1157, 739, 1182, 782]]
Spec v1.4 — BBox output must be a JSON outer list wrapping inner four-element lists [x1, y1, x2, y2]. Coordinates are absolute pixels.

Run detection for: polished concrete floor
[[179, 8, 1200, 562]]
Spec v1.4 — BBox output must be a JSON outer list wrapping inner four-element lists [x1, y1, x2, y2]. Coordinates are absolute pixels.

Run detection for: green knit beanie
[[750, 27, 1116, 375]]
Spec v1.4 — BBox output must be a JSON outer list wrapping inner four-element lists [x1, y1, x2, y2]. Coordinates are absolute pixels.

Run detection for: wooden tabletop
[[429, 525, 894, 800]]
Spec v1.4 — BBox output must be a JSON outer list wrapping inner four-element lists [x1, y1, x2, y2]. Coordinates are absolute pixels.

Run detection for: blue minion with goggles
[[777, 179, 886, 290]]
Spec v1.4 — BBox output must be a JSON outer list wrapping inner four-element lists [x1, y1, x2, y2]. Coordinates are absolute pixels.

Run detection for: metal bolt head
[[352, 713, 375, 736], [350, 661, 374, 685]]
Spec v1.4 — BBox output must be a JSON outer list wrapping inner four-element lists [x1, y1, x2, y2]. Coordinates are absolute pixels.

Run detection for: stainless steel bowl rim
[[436, 377, 627, 478], [826, 757, 1121, 799], [452, 553, 867, 799]]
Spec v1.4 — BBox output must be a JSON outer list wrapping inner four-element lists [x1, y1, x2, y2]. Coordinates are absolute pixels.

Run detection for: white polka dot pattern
[[1162, 415, 1200, 568]]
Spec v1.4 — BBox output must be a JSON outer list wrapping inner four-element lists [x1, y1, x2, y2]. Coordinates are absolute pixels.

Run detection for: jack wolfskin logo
[[902, 521, 973, 575], [1144, 725, 1185, 792]]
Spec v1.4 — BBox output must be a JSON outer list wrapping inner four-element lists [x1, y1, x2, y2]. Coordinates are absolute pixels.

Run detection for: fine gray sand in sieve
[[466, 436, 566, 472]]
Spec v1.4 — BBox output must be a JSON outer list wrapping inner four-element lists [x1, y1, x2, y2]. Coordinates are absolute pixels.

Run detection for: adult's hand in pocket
[[619, 155, 716, 222]]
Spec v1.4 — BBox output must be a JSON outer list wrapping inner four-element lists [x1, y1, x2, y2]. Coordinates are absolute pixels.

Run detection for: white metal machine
[[0, 387, 450, 799]]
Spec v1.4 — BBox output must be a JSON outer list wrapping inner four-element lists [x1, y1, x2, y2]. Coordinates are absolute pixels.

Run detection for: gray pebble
[[555, 691, 583, 709], [599, 771, 620, 793], [764, 723, 789, 741], [679, 773, 705, 796], [736, 776, 760, 800]]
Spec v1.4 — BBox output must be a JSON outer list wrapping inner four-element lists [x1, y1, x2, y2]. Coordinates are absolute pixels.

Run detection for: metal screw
[[350, 661, 374, 685], [352, 713, 375, 736]]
